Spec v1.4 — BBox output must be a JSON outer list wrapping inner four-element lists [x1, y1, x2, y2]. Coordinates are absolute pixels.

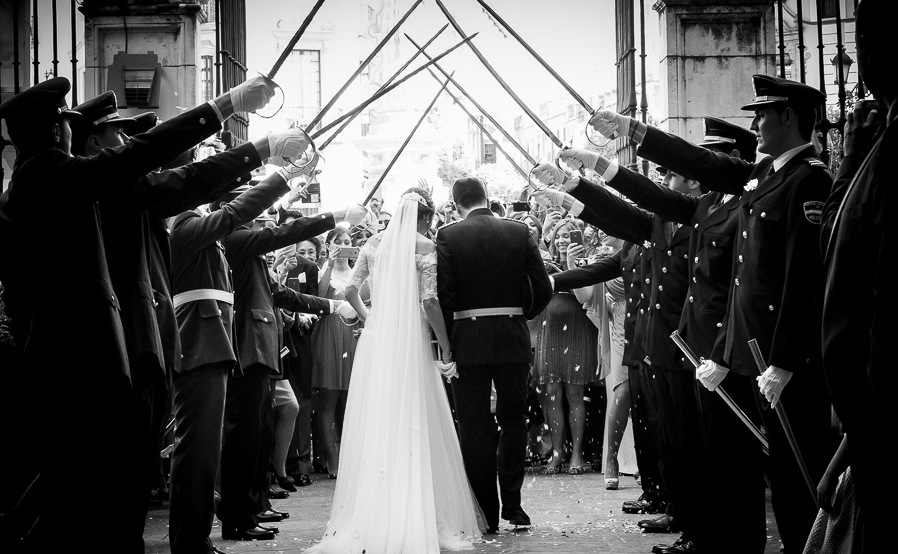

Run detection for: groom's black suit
[[436, 207, 552, 530]]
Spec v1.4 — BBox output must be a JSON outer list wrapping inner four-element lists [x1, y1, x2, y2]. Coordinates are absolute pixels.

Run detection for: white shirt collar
[[773, 143, 813, 172]]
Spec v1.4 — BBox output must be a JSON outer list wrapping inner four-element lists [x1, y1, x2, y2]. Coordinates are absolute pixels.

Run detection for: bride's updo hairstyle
[[400, 186, 435, 226]]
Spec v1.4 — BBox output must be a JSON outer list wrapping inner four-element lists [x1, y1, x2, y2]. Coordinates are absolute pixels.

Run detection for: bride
[[304, 187, 485, 553]]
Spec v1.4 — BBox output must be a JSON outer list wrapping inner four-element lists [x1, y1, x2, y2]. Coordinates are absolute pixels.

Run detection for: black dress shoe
[[267, 485, 290, 499], [639, 514, 680, 533], [257, 523, 279, 534], [500, 505, 531, 526], [658, 539, 697, 553], [292, 472, 312, 487], [275, 475, 297, 492], [652, 534, 686, 554], [256, 508, 289, 522], [622, 492, 665, 514], [221, 525, 276, 541]]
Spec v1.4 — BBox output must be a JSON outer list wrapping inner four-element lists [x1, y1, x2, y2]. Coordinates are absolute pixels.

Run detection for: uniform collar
[[773, 143, 814, 172], [464, 207, 494, 219]]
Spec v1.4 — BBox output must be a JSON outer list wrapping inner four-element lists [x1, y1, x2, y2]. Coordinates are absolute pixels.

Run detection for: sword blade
[[267, 0, 328, 79]]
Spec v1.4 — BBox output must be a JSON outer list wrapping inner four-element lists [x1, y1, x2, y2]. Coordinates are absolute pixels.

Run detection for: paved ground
[[144, 469, 783, 553]]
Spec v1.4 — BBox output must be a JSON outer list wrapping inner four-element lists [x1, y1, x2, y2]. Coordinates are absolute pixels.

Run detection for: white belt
[[453, 307, 523, 320], [172, 288, 234, 308]]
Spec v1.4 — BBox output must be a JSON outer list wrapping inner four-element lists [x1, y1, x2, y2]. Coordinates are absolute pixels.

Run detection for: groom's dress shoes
[[653, 534, 690, 553], [622, 492, 666, 514], [658, 539, 697, 553], [221, 525, 276, 541], [501, 506, 531, 526]]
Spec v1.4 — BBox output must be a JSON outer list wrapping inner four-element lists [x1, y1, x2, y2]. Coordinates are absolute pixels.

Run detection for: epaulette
[[804, 157, 832, 175], [439, 219, 461, 229]]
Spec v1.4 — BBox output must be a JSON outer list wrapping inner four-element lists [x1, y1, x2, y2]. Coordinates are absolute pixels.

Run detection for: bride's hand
[[441, 349, 453, 365]]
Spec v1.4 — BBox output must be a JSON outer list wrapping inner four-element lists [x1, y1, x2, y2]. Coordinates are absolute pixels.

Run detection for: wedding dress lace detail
[[417, 251, 438, 302]]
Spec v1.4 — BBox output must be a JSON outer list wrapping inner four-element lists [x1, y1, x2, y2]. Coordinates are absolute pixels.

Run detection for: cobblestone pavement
[[144, 470, 782, 553]]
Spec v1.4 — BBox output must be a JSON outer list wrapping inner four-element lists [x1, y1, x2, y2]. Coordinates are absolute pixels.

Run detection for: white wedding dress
[[305, 195, 485, 553]]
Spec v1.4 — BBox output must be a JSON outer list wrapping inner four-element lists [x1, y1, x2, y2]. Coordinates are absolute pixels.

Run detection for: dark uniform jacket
[[638, 126, 832, 377], [821, 112, 896, 434], [169, 175, 292, 373], [610, 135, 744, 367], [101, 143, 264, 380], [436, 208, 552, 366], [552, 241, 648, 368], [0, 101, 226, 383], [222, 213, 335, 373], [567, 175, 692, 372], [282, 257, 320, 393]]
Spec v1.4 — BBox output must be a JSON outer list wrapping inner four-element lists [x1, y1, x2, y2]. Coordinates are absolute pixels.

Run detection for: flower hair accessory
[[401, 192, 426, 204]]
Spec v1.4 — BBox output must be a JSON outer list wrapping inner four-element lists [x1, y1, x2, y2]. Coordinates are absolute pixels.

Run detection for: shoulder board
[[503, 217, 528, 226], [440, 219, 461, 229], [804, 157, 830, 170]]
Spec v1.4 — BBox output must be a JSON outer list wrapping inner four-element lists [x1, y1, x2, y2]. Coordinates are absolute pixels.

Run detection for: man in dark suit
[[821, 2, 896, 550], [588, 74, 839, 553], [0, 74, 275, 553], [558, 118, 768, 554], [436, 177, 552, 533], [534, 159, 704, 551]]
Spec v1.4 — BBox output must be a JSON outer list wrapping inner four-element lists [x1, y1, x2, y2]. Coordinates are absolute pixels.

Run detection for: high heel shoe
[[605, 477, 619, 490], [275, 474, 297, 492]]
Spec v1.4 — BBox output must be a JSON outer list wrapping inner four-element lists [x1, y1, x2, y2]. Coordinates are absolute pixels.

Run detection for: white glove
[[334, 300, 358, 320], [435, 360, 459, 380], [757, 365, 793, 409], [267, 130, 311, 164], [532, 162, 574, 188], [532, 189, 566, 209], [229, 75, 277, 114], [343, 203, 367, 226], [559, 147, 605, 174], [696, 359, 729, 392], [589, 109, 637, 141]]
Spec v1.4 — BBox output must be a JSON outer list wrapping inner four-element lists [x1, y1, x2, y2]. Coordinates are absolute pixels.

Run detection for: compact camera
[[574, 257, 590, 268]]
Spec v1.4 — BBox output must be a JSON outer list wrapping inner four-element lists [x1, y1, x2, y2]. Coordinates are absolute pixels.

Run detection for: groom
[[436, 177, 552, 532]]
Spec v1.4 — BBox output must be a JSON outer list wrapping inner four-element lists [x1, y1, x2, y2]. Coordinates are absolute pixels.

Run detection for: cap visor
[[740, 100, 782, 111]]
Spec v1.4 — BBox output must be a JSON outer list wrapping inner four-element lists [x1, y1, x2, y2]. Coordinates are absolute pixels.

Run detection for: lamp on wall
[[830, 50, 853, 85], [107, 51, 161, 108]]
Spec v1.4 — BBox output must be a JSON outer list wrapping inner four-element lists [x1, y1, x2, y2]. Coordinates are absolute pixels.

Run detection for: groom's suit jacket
[[436, 208, 552, 366]]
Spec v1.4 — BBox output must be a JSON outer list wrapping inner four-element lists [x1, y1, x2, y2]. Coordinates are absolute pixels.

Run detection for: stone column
[[652, 0, 776, 140], [79, 2, 202, 121]]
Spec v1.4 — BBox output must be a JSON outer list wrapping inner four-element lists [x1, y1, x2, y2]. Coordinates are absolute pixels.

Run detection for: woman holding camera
[[533, 218, 599, 475], [311, 228, 363, 478]]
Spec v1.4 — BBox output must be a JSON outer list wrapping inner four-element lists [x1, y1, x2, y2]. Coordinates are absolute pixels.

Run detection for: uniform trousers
[[286, 332, 314, 476], [751, 365, 838, 553], [628, 363, 664, 498], [646, 366, 705, 538], [169, 362, 229, 554], [452, 362, 529, 530], [695, 371, 766, 553], [849, 422, 888, 552], [218, 363, 273, 529]]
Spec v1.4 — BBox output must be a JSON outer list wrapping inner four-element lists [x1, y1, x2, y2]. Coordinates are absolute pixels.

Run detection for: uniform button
[[749, 208, 754, 215], [662, 267, 668, 273], [689, 296, 694, 303], [471, 316, 477, 321], [694, 256, 699, 263], [768, 305, 775, 311], [738, 255, 744, 262], [263, 317, 269, 322], [640, 293, 645, 299], [735, 278, 740, 286], [655, 303, 661, 309], [693, 277, 697, 283], [237, 177, 243, 182], [712, 241, 717, 246], [761, 212, 767, 218], [645, 278, 650, 284], [640, 309, 645, 314], [716, 322, 723, 328], [694, 223, 699, 229], [629, 298, 633, 303], [199, 117, 206, 124], [626, 312, 631, 317], [667, 250, 672, 256], [244, 156, 250, 162], [742, 231, 748, 239], [658, 285, 664, 291], [153, 300, 159, 307]]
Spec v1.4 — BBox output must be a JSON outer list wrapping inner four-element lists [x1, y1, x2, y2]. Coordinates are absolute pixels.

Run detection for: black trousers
[[218, 363, 273, 529], [628, 363, 663, 497], [452, 362, 529, 530], [751, 365, 838, 553], [647, 367, 705, 537], [169, 362, 229, 554], [695, 371, 767, 553]]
